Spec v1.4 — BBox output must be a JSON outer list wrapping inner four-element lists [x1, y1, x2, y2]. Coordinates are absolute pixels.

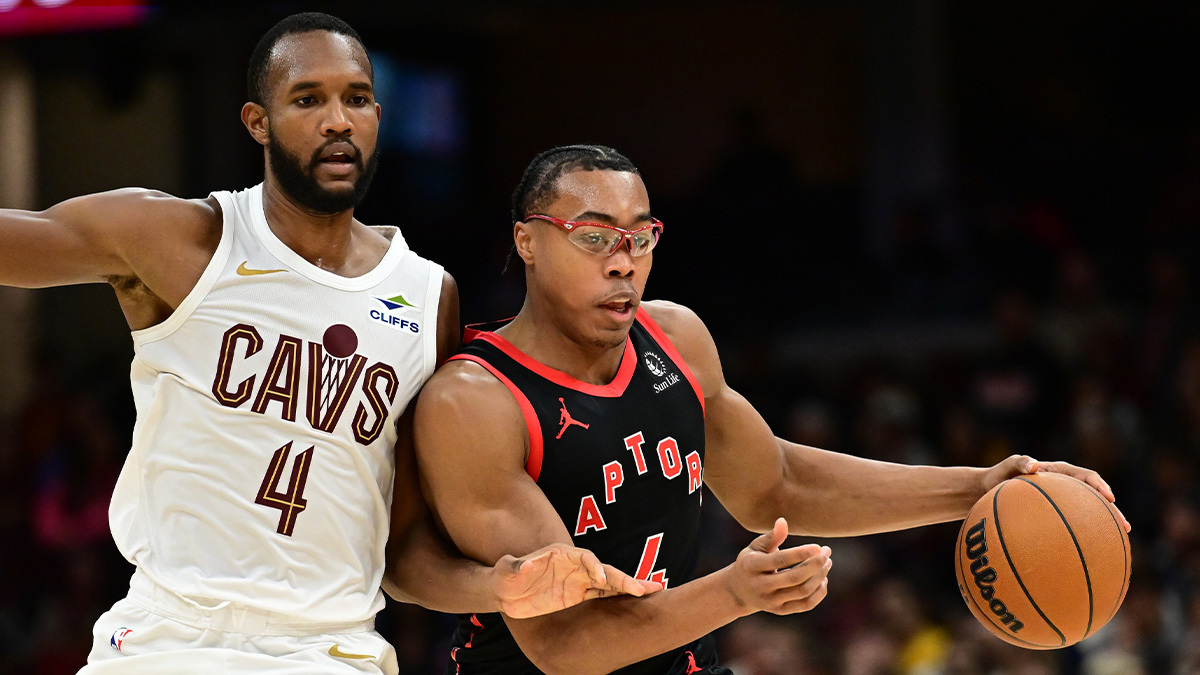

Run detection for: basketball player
[[413, 145, 1130, 674], [0, 17, 655, 675]]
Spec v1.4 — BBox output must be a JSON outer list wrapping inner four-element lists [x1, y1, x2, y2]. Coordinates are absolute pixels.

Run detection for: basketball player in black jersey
[[413, 145, 1129, 675]]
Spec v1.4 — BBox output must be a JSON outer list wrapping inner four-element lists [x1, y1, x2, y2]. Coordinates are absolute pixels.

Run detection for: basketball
[[954, 472, 1131, 649]]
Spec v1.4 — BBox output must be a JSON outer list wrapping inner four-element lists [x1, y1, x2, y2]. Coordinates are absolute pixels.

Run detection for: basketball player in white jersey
[[0, 13, 657, 675]]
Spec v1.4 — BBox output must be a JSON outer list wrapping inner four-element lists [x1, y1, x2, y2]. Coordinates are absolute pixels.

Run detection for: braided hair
[[505, 145, 641, 273]]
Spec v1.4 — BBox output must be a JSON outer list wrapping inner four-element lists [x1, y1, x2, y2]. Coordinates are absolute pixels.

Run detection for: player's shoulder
[[416, 356, 527, 443], [420, 356, 514, 415], [70, 187, 216, 216], [55, 188, 222, 236], [439, 270, 459, 300], [138, 190, 222, 230], [639, 299, 711, 344], [639, 299, 722, 387]]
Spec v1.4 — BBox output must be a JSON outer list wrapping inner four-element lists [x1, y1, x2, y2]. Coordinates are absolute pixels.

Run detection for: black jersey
[[444, 310, 727, 675]]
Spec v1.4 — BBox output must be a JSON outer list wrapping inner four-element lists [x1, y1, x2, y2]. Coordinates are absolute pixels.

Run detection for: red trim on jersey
[[450, 613, 486, 672], [467, 613, 483, 642], [448, 354, 545, 482], [463, 322, 505, 344], [635, 309, 706, 415], [463, 327, 637, 398]]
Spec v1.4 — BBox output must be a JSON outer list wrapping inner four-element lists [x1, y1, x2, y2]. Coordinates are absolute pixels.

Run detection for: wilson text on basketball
[[964, 518, 1026, 634]]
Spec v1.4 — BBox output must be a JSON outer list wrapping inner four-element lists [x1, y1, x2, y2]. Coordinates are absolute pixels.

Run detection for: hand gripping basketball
[[491, 543, 663, 619], [980, 455, 1130, 533], [723, 517, 832, 617], [955, 472, 1131, 648]]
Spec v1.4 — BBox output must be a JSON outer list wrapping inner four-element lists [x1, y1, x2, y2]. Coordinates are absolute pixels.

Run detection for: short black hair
[[510, 144, 640, 225], [504, 144, 641, 274], [246, 12, 371, 105]]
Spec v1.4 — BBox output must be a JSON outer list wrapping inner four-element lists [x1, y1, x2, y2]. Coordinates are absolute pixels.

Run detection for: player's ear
[[241, 102, 270, 146], [513, 221, 536, 265]]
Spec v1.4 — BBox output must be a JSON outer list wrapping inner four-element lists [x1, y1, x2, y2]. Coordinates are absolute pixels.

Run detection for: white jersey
[[110, 183, 443, 624]]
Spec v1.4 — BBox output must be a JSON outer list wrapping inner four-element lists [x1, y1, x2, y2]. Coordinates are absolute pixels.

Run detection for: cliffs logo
[[370, 294, 421, 334], [644, 351, 680, 394]]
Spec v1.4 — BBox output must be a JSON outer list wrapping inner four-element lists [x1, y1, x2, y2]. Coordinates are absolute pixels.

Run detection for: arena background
[[0, 1, 1197, 673]]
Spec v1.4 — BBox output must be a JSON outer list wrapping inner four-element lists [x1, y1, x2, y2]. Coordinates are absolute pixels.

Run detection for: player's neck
[[500, 306, 628, 386], [260, 180, 369, 276]]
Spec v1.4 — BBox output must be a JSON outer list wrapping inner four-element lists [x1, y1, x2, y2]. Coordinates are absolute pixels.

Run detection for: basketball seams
[[1015, 476, 1095, 640], [993, 481, 1067, 647], [1084, 487, 1130, 628]]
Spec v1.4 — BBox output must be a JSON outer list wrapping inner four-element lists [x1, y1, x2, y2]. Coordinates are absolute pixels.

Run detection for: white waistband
[[126, 571, 376, 637]]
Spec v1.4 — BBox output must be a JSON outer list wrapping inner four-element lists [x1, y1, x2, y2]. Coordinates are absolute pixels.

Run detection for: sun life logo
[[643, 351, 667, 377], [645, 351, 682, 394], [369, 293, 421, 334]]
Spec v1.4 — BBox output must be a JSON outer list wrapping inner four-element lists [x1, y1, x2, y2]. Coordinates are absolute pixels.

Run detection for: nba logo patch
[[110, 627, 133, 653]]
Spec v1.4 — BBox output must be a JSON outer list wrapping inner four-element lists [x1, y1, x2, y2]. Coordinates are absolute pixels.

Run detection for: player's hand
[[491, 542, 663, 619], [984, 454, 1131, 532], [722, 517, 832, 617]]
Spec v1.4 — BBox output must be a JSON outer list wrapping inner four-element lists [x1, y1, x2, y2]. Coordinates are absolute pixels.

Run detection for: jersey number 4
[[255, 441, 313, 536], [635, 533, 669, 587]]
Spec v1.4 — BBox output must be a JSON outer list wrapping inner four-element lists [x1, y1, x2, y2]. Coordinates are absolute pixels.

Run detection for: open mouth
[[315, 151, 358, 178], [600, 300, 635, 317], [314, 141, 360, 175]]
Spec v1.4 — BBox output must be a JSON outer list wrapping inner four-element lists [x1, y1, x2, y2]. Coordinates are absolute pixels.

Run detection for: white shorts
[[80, 572, 399, 674]]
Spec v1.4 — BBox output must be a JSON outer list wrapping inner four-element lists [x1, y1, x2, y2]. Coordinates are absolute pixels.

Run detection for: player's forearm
[[509, 567, 747, 675], [383, 518, 500, 614], [776, 441, 987, 536]]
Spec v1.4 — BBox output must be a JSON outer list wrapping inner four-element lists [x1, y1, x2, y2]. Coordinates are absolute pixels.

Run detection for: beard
[[267, 135, 379, 215]]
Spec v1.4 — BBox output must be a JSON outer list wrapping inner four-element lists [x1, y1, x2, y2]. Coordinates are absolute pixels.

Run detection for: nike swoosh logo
[[328, 644, 374, 660], [236, 261, 287, 276]]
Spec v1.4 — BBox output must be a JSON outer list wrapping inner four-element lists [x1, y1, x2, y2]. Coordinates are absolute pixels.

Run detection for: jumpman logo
[[556, 397, 590, 439], [685, 650, 702, 674]]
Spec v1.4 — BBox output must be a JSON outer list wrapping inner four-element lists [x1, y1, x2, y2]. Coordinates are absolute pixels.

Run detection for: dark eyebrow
[[574, 210, 654, 225], [287, 80, 373, 95], [288, 81, 321, 94]]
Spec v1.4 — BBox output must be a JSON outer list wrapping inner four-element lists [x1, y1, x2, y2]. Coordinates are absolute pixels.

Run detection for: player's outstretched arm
[[502, 518, 831, 675], [413, 359, 832, 674], [0, 189, 217, 291], [384, 400, 660, 616], [384, 510, 661, 617], [385, 409, 658, 616], [643, 300, 1129, 537], [490, 541, 662, 619], [383, 276, 656, 616]]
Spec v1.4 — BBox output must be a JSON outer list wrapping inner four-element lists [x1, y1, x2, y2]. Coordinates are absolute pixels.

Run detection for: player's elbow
[[732, 511, 779, 534], [517, 636, 569, 675], [380, 539, 438, 608], [380, 566, 419, 606], [523, 647, 609, 675], [512, 622, 613, 675], [380, 576, 405, 603], [724, 488, 790, 534]]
